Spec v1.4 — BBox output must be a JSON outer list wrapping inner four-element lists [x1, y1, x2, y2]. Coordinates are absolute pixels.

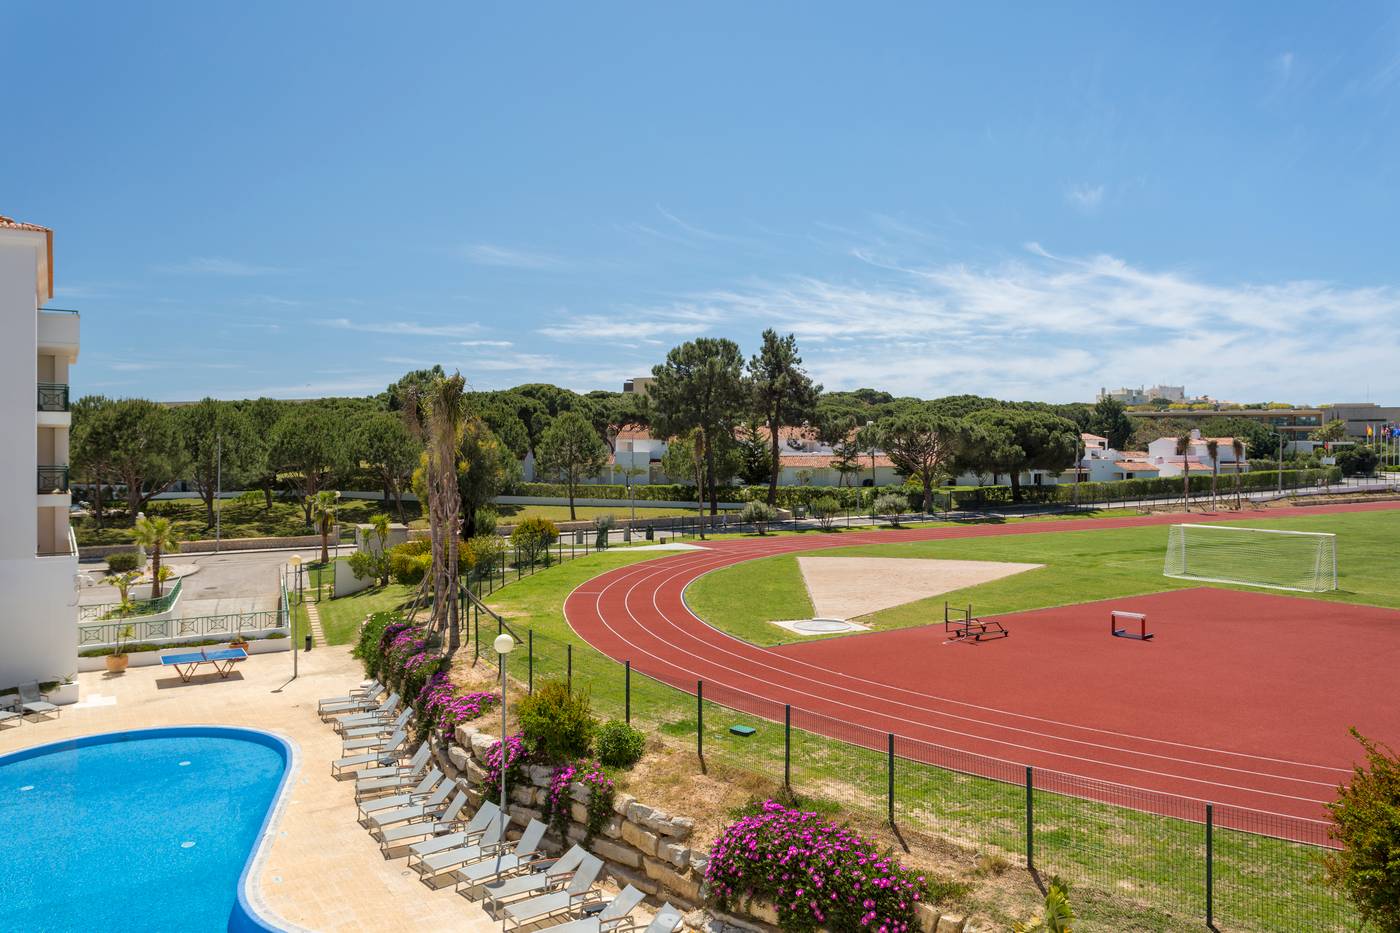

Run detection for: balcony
[[37, 382, 69, 412], [37, 308, 80, 357], [37, 465, 69, 494]]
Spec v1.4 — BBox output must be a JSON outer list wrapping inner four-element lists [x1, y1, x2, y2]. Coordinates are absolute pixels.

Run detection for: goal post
[[1163, 524, 1338, 592]]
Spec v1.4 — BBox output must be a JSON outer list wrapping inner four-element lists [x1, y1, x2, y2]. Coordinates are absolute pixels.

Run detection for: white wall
[[0, 553, 78, 687]]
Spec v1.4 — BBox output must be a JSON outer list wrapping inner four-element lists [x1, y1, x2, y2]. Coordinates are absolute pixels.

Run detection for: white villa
[[0, 214, 79, 691]]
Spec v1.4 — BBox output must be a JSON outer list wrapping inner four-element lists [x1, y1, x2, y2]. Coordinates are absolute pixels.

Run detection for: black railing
[[37, 465, 69, 494], [37, 383, 69, 412]]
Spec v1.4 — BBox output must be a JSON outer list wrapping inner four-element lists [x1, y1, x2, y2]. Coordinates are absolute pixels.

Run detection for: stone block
[[510, 785, 535, 806], [935, 915, 966, 933], [688, 852, 709, 877], [643, 857, 701, 902], [447, 744, 471, 774], [591, 836, 643, 869], [612, 792, 636, 817], [662, 815, 695, 840], [660, 842, 690, 870], [568, 780, 592, 804], [570, 802, 589, 824], [469, 731, 496, 762], [464, 758, 488, 786], [527, 764, 554, 787], [507, 804, 542, 826], [599, 814, 623, 840], [604, 863, 660, 897], [916, 902, 942, 933], [626, 801, 655, 825], [621, 821, 660, 857]]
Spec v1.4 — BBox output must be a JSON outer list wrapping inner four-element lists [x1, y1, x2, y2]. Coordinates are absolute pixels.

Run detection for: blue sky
[[5, 2, 1400, 404]]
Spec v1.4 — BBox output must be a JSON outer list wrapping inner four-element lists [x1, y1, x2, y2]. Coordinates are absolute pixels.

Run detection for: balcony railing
[[37, 465, 69, 494], [37, 382, 69, 412]]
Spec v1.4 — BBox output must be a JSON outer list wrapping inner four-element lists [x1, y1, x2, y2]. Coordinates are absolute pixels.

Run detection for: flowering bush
[[418, 671, 498, 740], [485, 732, 528, 790], [707, 800, 928, 932], [544, 759, 615, 842]]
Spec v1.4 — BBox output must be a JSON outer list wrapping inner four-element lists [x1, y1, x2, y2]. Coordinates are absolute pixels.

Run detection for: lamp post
[[289, 555, 302, 679], [493, 630, 515, 887]]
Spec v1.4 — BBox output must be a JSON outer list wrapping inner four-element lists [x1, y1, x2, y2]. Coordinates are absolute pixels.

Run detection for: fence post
[[567, 643, 573, 694], [697, 680, 704, 760], [528, 629, 534, 694], [625, 660, 631, 723], [473, 614, 479, 663], [887, 733, 895, 826], [1025, 766, 1035, 871], [1206, 803, 1214, 929], [784, 704, 791, 788]]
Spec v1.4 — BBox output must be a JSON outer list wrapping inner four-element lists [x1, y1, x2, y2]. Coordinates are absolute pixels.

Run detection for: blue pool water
[[0, 727, 289, 932]]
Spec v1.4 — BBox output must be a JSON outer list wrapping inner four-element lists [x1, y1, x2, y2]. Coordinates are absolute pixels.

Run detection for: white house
[[1145, 430, 1247, 478], [0, 214, 79, 693]]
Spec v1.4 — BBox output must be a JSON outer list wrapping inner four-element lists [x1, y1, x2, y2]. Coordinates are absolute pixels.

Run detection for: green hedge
[[948, 467, 1342, 509]]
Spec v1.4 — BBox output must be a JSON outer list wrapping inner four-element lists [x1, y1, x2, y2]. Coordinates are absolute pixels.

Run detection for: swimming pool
[[0, 726, 292, 932]]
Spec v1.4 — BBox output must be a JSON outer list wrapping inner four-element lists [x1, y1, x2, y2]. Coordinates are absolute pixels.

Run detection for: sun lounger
[[543, 884, 646, 933], [0, 707, 21, 729], [342, 707, 412, 740], [404, 800, 501, 864], [318, 680, 382, 714], [380, 792, 479, 853], [413, 810, 508, 888], [332, 729, 408, 776], [356, 744, 431, 798], [17, 682, 60, 720], [331, 692, 400, 731], [368, 783, 456, 836], [319, 692, 382, 720], [502, 854, 604, 930], [477, 845, 588, 908], [342, 720, 408, 754], [454, 818, 548, 890], [357, 768, 443, 822], [641, 903, 684, 933]]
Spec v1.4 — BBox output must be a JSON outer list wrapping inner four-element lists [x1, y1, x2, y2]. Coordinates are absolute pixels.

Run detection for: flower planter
[[105, 654, 129, 673]]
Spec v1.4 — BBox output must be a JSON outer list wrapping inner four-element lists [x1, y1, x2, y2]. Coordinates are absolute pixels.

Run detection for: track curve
[[564, 502, 1400, 825]]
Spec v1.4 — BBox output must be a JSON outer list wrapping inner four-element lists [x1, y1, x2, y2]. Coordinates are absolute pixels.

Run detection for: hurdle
[[944, 602, 1008, 642], [1111, 610, 1153, 641]]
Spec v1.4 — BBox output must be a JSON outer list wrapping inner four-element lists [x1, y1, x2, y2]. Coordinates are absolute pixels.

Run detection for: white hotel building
[[0, 215, 80, 692]]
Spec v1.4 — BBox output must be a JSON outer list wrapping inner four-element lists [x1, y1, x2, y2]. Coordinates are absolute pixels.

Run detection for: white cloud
[[155, 257, 280, 276], [537, 308, 722, 343], [1065, 183, 1106, 212], [323, 318, 481, 338], [460, 339, 514, 347], [463, 244, 564, 269]]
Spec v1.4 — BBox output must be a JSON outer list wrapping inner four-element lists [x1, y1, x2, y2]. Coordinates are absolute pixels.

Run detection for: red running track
[[565, 502, 1400, 831]]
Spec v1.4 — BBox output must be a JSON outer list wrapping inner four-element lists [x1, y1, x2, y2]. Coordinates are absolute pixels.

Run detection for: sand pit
[[796, 556, 1042, 620]]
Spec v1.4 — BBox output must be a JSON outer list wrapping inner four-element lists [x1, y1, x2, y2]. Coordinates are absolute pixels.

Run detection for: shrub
[[872, 492, 907, 526], [593, 514, 614, 550], [353, 611, 398, 679], [809, 495, 841, 531], [348, 548, 390, 586], [475, 507, 499, 537], [105, 551, 142, 573], [484, 732, 527, 788], [739, 500, 777, 534], [544, 759, 615, 842], [516, 678, 596, 763], [595, 719, 646, 768], [1336, 446, 1380, 477], [388, 539, 432, 585], [1325, 730, 1400, 931], [707, 799, 930, 932], [511, 516, 558, 566], [463, 534, 505, 580]]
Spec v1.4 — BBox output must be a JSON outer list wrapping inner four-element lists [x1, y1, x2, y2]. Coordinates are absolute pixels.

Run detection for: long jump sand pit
[[796, 556, 1042, 620]]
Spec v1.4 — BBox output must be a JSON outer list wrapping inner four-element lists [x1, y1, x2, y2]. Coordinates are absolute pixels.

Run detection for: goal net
[[1163, 524, 1338, 592]]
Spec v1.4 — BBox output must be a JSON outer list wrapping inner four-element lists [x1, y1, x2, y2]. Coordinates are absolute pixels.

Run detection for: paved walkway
[[305, 600, 328, 647], [0, 648, 500, 932]]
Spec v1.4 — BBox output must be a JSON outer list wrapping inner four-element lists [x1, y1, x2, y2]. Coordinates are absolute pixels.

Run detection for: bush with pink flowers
[[706, 799, 930, 932], [417, 670, 498, 741], [543, 759, 615, 842]]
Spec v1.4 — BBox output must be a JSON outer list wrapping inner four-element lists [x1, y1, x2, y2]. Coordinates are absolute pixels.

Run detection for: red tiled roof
[[1114, 462, 1159, 472], [779, 453, 893, 469], [1081, 432, 1107, 442]]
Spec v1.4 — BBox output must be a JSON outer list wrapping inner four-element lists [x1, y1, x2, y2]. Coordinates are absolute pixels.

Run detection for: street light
[[289, 555, 302, 679], [493, 630, 515, 884]]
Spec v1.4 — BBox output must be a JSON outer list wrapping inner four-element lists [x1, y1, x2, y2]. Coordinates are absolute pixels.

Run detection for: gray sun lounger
[[544, 884, 646, 933], [454, 818, 548, 890], [328, 691, 399, 728], [317, 680, 382, 714], [357, 767, 443, 821], [642, 903, 684, 933], [342, 707, 411, 740], [335, 699, 405, 735], [368, 783, 456, 836], [342, 719, 409, 753], [477, 844, 588, 907], [502, 853, 605, 930], [18, 682, 60, 721], [320, 687, 393, 720], [355, 743, 431, 797], [332, 729, 408, 776], [403, 800, 500, 864], [414, 810, 508, 888], [0, 707, 21, 729], [380, 792, 480, 853]]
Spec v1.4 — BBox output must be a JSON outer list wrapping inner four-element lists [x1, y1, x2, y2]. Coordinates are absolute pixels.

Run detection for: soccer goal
[[1163, 524, 1338, 592]]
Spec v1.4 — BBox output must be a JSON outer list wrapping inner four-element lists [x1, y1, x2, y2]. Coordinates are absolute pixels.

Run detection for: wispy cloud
[[323, 318, 481, 338], [460, 339, 514, 347], [155, 257, 281, 277], [537, 307, 722, 343], [463, 244, 564, 269], [1065, 183, 1106, 213]]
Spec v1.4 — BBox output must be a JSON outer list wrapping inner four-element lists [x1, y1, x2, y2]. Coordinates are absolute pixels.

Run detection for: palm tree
[[1232, 438, 1246, 509], [425, 375, 466, 652], [1206, 439, 1220, 511], [132, 514, 178, 598], [1175, 434, 1193, 512], [308, 490, 340, 565]]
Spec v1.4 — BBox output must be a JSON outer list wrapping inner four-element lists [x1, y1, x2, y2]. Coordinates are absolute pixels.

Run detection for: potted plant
[[106, 625, 135, 673], [229, 629, 250, 651]]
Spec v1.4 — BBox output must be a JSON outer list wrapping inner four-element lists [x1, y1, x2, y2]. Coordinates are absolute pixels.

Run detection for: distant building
[[622, 377, 654, 396], [0, 214, 79, 692], [1318, 402, 1400, 440], [1099, 384, 1191, 405]]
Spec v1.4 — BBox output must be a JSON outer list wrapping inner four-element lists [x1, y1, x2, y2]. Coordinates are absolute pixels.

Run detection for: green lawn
[[688, 509, 1400, 648]]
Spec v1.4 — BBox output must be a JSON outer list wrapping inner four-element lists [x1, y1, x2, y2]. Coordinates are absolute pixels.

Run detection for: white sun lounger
[[18, 682, 60, 721], [356, 744, 431, 798], [320, 687, 393, 721], [544, 884, 647, 933], [342, 707, 412, 740], [380, 792, 480, 853], [368, 783, 456, 836], [332, 729, 408, 776], [342, 719, 409, 753], [641, 903, 685, 933], [502, 854, 605, 930], [357, 768, 443, 821], [414, 811, 508, 888], [0, 707, 21, 729], [404, 800, 501, 864], [333, 693, 401, 732], [454, 818, 548, 889], [477, 845, 588, 907], [317, 679, 382, 714]]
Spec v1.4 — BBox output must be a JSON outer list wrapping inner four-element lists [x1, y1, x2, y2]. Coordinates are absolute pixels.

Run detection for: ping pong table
[[159, 647, 249, 682]]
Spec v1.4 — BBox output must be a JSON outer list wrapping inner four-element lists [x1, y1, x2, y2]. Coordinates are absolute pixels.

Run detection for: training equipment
[[943, 603, 1008, 642], [1163, 523, 1337, 592], [1111, 610, 1153, 641], [158, 646, 248, 682]]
